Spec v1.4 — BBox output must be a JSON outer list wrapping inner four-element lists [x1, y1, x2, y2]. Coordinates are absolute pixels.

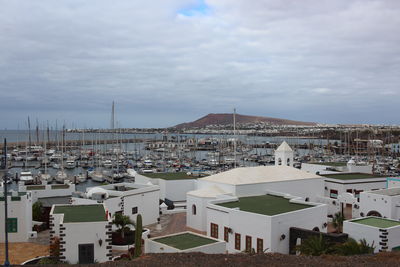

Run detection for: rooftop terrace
[[217, 194, 312, 216], [351, 217, 400, 228], [322, 173, 384, 181], [153, 233, 217, 250], [53, 204, 107, 223], [143, 172, 196, 180]]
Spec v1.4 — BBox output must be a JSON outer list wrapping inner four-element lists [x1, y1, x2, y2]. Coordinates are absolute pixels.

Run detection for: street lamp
[[2, 138, 10, 267]]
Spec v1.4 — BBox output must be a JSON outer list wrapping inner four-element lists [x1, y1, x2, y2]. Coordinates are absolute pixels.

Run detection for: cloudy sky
[[1, 0, 399, 128]]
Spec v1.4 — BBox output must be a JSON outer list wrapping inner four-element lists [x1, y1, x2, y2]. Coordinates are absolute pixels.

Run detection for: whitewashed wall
[[63, 221, 109, 264], [0, 194, 32, 242], [359, 192, 400, 219], [20, 183, 75, 203], [123, 188, 159, 226], [206, 197, 327, 254], [158, 179, 196, 201]]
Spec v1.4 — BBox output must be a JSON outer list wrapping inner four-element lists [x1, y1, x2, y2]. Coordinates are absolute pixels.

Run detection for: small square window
[[132, 207, 138, 214]]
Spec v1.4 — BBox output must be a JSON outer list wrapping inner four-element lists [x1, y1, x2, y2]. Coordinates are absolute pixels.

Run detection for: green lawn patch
[[154, 233, 217, 250], [352, 217, 400, 228], [322, 173, 385, 180], [53, 204, 107, 223], [51, 184, 70, 189], [142, 172, 196, 180], [217, 195, 312, 216]]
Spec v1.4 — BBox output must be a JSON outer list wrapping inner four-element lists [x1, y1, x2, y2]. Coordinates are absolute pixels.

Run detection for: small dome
[[87, 187, 109, 199]]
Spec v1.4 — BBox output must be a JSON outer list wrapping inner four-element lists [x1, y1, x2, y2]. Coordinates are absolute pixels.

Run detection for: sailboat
[[55, 126, 68, 183], [39, 127, 53, 184]]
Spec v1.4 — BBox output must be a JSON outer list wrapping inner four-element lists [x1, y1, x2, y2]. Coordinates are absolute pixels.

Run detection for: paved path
[[147, 212, 188, 238], [0, 242, 49, 264]]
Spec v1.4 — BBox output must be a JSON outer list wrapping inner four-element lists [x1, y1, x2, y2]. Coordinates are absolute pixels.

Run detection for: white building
[[320, 173, 387, 218], [359, 187, 400, 219], [145, 231, 226, 254], [19, 181, 75, 204], [274, 141, 294, 167], [0, 191, 34, 242], [135, 172, 196, 202], [187, 165, 324, 232], [50, 204, 112, 264], [302, 159, 373, 175], [206, 192, 327, 254], [71, 182, 160, 226], [344, 217, 400, 252]]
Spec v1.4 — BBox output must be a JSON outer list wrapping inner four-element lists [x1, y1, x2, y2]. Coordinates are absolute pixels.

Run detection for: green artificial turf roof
[[154, 233, 217, 250], [53, 204, 107, 223], [142, 172, 195, 180], [217, 195, 312, 216], [351, 217, 400, 228], [322, 173, 385, 180]]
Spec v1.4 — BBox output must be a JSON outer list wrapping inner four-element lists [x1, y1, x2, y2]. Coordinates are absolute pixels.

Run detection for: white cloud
[[0, 0, 399, 127]]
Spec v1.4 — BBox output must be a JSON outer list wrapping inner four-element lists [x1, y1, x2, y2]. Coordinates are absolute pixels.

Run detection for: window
[[224, 227, 229, 242], [346, 189, 352, 193], [7, 218, 17, 233], [192, 205, 196, 215], [210, 223, 218, 239], [132, 207, 138, 214], [235, 233, 241, 250], [278, 158, 282, 165], [330, 189, 338, 199], [287, 158, 290, 166], [257, 238, 263, 253], [246, 235, 252, 252]]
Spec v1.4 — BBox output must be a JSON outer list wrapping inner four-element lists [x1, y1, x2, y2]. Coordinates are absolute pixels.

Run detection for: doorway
[[79, 243, 94, 264]]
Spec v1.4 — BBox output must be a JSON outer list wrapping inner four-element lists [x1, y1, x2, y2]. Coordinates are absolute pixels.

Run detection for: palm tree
[[112, 213, 135, 239], [332, 212, 345, 233], [296, 234, 333, 256]]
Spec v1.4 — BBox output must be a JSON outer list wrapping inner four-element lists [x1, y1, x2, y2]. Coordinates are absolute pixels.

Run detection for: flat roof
[[53, 204, 107, 223], [309, 162, 347, 167], [143, 172, 196, 180], [217, 194, 312, 216], [351, 217, 400, 228], [26, 185, 46, 190], [369, 187, 400, 197], [153, 233, 217, 250], [322, 173, 385, 180]]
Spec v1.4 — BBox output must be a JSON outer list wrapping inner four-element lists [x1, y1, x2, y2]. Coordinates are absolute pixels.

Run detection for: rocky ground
[[34, 252, 400, 267]]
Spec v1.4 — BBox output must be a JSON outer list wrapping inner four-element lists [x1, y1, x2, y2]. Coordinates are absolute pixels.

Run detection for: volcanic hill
[[174, 113, 317, 128]]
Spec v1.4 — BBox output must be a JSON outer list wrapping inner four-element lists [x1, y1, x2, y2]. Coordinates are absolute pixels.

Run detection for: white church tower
[[275, 141, 294, 167]]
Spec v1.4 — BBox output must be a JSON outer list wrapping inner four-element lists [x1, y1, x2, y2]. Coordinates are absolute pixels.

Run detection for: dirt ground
[[0, 242, 49, 265]]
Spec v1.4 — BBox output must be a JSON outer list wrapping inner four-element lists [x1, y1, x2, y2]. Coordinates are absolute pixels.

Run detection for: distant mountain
[[174, 113, 317, 128]]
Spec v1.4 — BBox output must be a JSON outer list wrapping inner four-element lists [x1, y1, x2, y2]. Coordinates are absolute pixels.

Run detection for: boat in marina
[[38, 172, 53, 184], [20, 171, 34, 185], [76, 173, 87, 183], [55, 170, 68, 183], [65, 157, 76, 169]]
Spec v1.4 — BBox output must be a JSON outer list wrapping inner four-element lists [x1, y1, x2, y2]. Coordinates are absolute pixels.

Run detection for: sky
[[0, 0, 400, 129]]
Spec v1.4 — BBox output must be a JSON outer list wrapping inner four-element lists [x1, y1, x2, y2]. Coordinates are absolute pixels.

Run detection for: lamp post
[[2, 138, 10, 267]]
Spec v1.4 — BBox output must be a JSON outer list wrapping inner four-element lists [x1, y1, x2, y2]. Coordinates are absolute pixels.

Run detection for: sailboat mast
[[233, 108, 237, 168]]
